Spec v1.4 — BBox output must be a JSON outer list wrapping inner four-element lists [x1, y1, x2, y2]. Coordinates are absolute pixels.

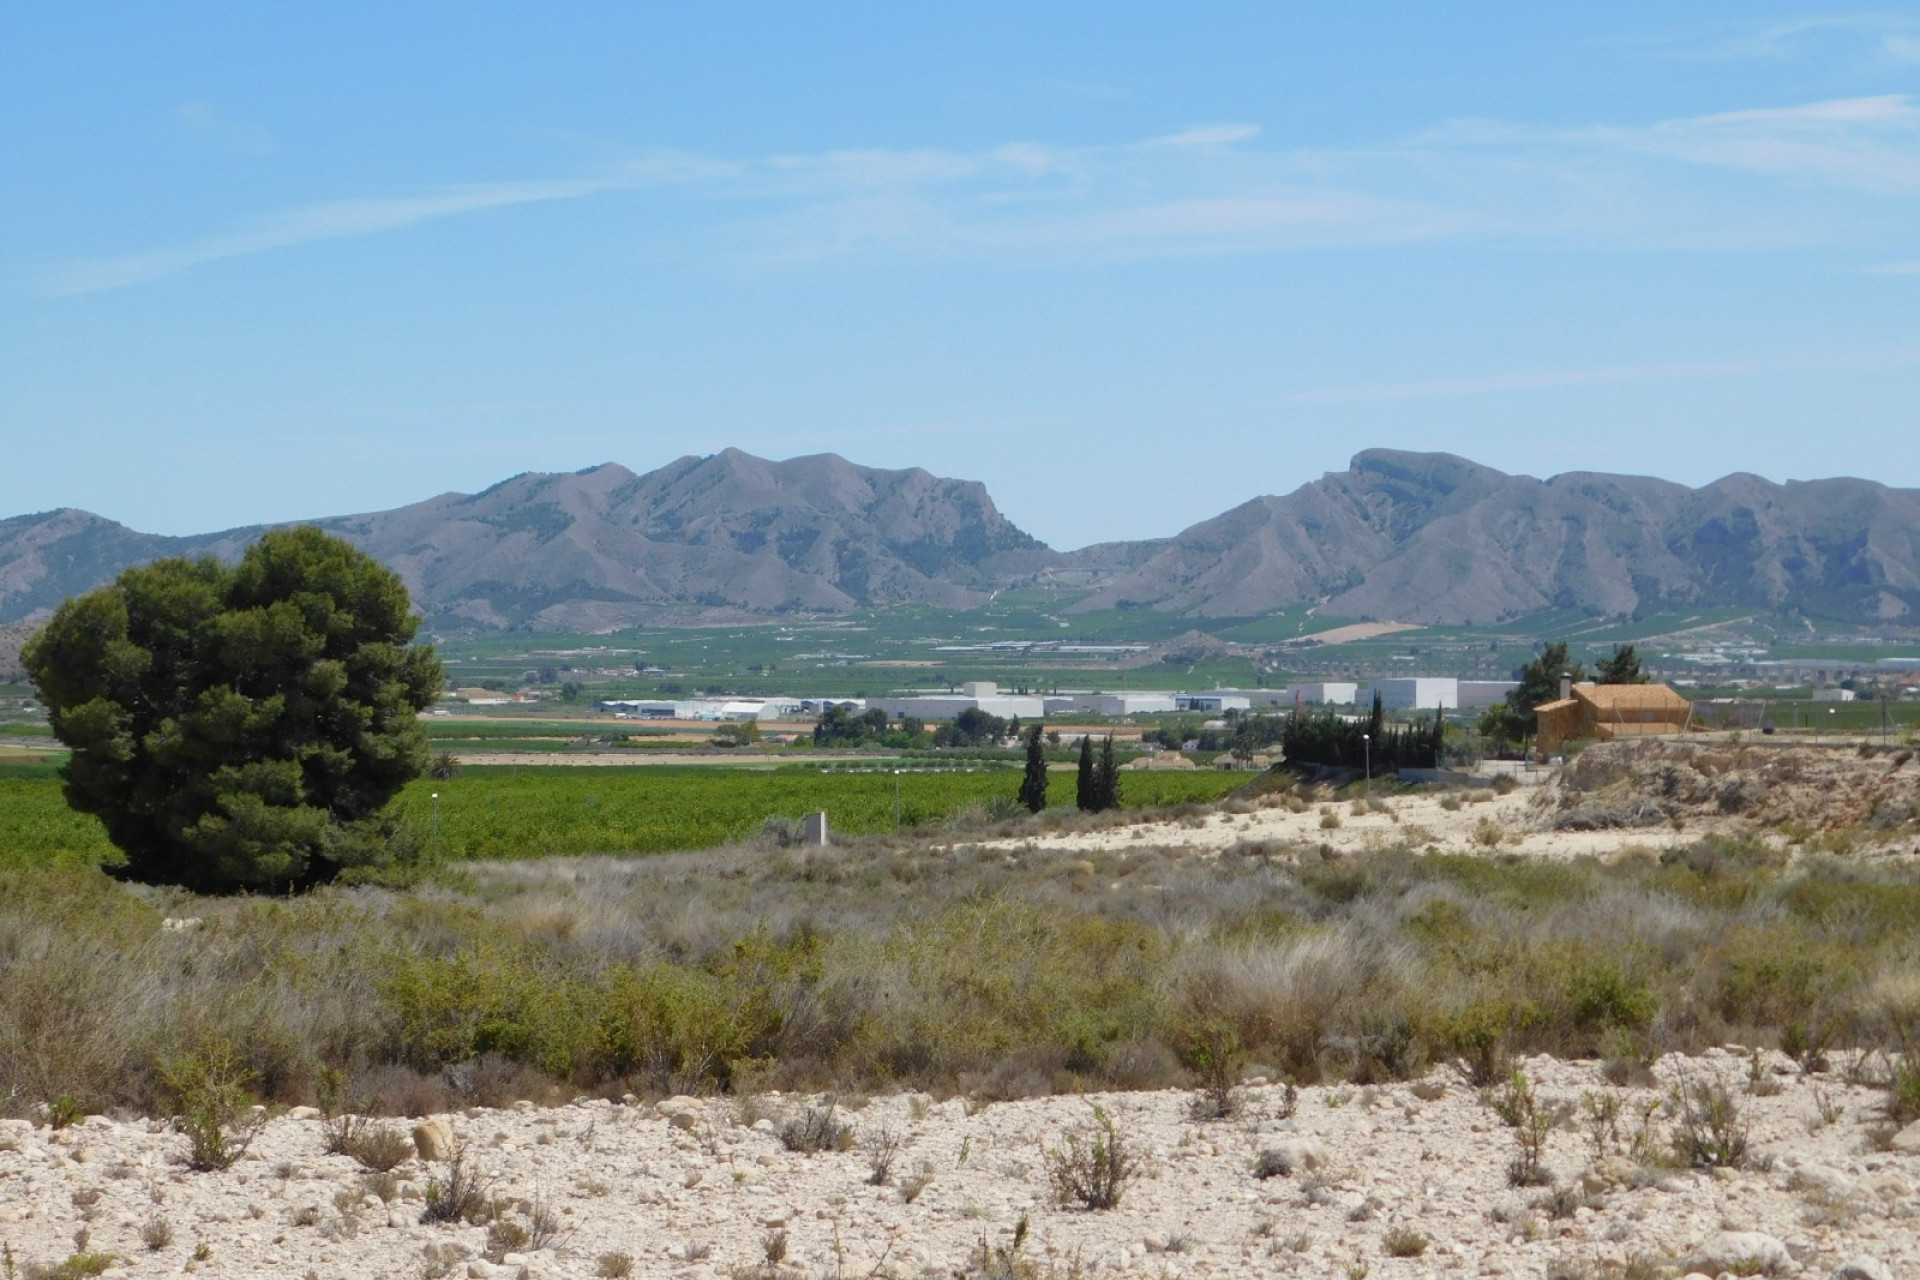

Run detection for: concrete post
[[802, 811, 829, 847]]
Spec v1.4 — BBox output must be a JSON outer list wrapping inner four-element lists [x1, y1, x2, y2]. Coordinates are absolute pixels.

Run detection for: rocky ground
[[3, 1052, 1915, 1280]]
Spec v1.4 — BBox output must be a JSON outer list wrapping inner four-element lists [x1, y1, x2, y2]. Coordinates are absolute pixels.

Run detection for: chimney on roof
[[1559, 672, 1572, 701]]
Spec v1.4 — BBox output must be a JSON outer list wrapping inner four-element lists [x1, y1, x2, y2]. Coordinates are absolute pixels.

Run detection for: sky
[[3, 3, 1919, 549]]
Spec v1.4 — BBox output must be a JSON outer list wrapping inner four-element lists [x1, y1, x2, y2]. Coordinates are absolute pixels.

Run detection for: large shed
[[1534, 681, 1692, 756]]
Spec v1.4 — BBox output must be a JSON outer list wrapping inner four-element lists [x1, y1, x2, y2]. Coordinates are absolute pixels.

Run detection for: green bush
[[158, 1041, 267, 1172]]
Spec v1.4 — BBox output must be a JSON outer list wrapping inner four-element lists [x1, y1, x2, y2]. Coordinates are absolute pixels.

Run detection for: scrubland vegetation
[[5, 816, 1920, 1126]]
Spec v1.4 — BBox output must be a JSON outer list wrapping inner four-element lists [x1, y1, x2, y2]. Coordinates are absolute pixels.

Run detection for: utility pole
[[1362, 733, 1371, 799], [893, 769, 901, 831]]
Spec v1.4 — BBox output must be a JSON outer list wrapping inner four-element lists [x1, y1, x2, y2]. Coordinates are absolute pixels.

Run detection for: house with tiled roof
[[1534, 678, 1692, 757]]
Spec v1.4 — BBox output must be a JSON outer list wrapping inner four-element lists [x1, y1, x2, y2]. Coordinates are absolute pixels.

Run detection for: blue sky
[[4, 4, 1918, 548]]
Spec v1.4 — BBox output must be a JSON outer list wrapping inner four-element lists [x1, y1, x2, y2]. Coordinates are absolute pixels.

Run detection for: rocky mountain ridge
[[3, 447, 1917, 631]]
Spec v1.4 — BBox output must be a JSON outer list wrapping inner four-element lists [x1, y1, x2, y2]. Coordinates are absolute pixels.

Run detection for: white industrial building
[[1811, 688, 1857, 702], [1370, 677, 1458, 710], [1176, 692, 1252, 713], [1457, 680, 1520, 709], [867, 682, 1047, 721], [1044, 692, 1180, 716], [1290, 682, 1359, 705]]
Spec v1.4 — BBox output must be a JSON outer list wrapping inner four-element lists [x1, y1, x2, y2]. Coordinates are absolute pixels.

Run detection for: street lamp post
[[893, 770, 901, 831], [430, 792, 440, 855], [1362, 733, 1371, 799]]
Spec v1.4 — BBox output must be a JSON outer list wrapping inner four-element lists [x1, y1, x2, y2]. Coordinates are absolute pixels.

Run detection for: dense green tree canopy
[[1479, 641, 1588, 747], [24, 527, 442, 892], [1594, 643, 1648, 684]]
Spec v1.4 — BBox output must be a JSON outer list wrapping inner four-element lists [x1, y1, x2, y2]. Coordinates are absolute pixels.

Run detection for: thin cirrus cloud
[[42, 150, 727, 297], [46, 179, 613, 296], [41, 94, 1920, 294], [1602, 94, 1920, 191], [1651, 14, 1920, 63], [1289, 347, 1920, 405]]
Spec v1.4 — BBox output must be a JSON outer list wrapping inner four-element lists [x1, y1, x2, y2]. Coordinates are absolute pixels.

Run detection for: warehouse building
[[867, 681, 1046, 721]]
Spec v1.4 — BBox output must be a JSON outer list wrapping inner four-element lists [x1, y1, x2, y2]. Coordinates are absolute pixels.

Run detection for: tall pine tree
[[1075, 734, 1096, 811], [1018, 723, 1050, 813]]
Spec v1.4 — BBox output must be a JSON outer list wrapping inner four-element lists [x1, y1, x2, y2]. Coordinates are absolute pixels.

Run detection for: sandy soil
[[963, 786, 1659, 863], [3, 1054, 1913, 1280], [968, 742, 1920, 865]]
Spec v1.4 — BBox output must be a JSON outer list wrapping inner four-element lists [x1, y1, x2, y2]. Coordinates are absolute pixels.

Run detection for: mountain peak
[[4, 449, 1917, 630]]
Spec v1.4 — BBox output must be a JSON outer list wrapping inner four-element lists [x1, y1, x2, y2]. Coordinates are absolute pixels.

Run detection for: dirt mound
[[1531, 739, 1919, 834]]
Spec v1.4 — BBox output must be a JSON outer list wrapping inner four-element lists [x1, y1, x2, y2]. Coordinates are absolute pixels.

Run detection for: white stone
[[1694, 1231, 1790, 1277], [412, 1118, 455, 1162]]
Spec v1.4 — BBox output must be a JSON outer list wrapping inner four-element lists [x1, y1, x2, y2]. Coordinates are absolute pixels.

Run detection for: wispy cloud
[[46, 152, 724, 296], [1290, 347, 1920, 404], [1870, 259, 1920, 273], [45, 91, 1920, 292], [49, 180, 606, 295], [1651, 14, 1920, 63], [1599, 94, 1920, 191]]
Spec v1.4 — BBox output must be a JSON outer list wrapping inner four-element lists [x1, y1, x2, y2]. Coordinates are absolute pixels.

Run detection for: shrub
[[1381, 1226, 1428, 1258], [420, 1144, 491, 1225], [1180, 1019, 1246, 1121], [1253, 1148, 1292, 1179], [865, 1122, 902, 1185], [482, 1218, 529, 1263], [1432, 1002, 1511, 1088], [962, 1214, 1035, 1280], [596, 1253, 634, 1278], [344, 1124, 415, 1173], [21, 1254, 115, 1280], [1047, 1106, 1137, 1210], [1669, 1076, 1750, 1169], [1496, 1071, 1556, 1187], [780, 1106, 854, 1154], [158, 1042, 266, 1172], [1887, 1058, 1920, 1125], [138, 1215, 172, 1251]]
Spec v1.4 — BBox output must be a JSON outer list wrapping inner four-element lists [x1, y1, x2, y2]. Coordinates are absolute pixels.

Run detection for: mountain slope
[[1, 451, 1048, 630], [4, 448, 1917, 630], [1068, 450, 1920, 624]]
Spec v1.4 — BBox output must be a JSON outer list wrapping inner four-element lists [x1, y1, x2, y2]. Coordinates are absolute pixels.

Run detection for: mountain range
[[3, 448, 1917, 633]]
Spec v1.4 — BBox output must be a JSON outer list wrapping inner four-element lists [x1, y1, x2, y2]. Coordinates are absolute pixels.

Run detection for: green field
[[0, 762, 1247, 870]]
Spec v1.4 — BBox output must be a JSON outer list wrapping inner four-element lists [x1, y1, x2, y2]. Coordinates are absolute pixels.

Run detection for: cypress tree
[[1075, 734, 1096, 811], [1018, 722, 1050, 813], [1095, 733, 1121, 812]]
